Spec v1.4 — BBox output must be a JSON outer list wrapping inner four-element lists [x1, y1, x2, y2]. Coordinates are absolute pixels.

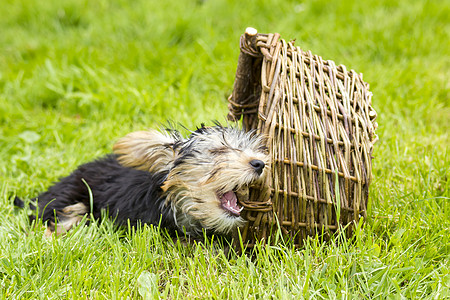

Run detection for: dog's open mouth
[[218, 186, 249, 217]]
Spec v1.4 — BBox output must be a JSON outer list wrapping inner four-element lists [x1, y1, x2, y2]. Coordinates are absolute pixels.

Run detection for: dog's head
[[113, 125, 269, 236]]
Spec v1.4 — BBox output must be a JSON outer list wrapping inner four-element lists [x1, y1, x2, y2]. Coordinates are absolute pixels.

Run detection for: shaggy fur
[[16, 125, 269, 238]]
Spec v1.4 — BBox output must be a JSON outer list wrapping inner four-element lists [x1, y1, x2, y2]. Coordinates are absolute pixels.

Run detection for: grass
[[0, 0, 448, 298]]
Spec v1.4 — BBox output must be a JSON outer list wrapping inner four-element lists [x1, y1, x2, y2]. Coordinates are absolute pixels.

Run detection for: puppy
[[16, 125, 268, 238]]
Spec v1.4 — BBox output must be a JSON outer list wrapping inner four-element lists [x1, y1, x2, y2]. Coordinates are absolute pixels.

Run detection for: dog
[[15, 125, 269, 238]]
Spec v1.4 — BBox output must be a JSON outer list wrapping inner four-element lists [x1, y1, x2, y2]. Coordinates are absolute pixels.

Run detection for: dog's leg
[[45, 202, 88, 236]]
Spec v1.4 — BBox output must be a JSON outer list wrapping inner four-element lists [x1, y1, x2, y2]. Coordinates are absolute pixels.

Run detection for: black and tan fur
[[15, 125, 269, 238]]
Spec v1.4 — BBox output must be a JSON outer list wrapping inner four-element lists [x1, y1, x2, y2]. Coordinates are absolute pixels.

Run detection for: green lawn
[[0, 0, 448, 298]]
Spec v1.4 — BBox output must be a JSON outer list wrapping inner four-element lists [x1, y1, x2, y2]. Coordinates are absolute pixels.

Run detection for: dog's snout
[[249, 159, 265, 175]]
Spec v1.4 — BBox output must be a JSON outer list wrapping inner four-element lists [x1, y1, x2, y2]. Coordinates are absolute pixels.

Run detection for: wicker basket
[[228, 28, 378, 248]]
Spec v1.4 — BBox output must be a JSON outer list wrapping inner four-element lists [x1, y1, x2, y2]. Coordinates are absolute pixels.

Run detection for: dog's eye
[[209, 147, 230, 155]]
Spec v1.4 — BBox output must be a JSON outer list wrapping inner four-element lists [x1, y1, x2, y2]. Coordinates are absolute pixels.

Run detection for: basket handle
[[227, 28, 265, 123]]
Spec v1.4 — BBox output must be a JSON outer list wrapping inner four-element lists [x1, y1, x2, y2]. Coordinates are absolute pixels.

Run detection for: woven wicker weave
[[228, 28, 378, 248]]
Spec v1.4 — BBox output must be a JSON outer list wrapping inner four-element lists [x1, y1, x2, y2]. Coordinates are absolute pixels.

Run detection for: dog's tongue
[[220, 191, 242, 216]]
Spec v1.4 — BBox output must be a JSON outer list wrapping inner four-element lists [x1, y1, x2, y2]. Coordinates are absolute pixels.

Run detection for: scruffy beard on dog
[[16, 125, 268, 238]]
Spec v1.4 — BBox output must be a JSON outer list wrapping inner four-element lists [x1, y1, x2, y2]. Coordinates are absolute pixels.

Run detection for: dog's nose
[[249, 159, 265, 175]]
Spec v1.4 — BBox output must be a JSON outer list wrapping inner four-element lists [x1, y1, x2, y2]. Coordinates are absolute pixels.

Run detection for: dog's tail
[[14, 196, 38, 224], [14, 196, 25, 208], [14, 196, 36, 210]]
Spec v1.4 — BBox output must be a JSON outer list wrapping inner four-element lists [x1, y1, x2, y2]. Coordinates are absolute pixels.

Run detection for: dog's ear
[[113, 130, 179, 172]]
